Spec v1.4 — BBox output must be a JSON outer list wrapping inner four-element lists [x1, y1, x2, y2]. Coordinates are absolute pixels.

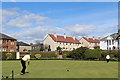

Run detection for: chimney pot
[[64, 33, 66, 39], [72, 36, 75, 40], [54, 32, 57, 38]]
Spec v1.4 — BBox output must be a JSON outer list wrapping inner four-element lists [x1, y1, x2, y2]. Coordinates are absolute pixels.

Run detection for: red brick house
[[0, 33, 17, 52]]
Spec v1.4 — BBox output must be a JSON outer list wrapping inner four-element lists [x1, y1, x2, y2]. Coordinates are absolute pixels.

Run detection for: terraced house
[[43, 33, 82, 51], [80, 37, 100, 49], [0, 33, 17, 52], [17, 41, 31, 52]]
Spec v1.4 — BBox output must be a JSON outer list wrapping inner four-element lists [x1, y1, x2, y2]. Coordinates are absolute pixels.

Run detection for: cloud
[[2, 7, 117, 43], [10, 0, 16, 2], [63, 22, 118, 39], [2, 8, 20, 23], [64, 24, 95, 36], [5, 14, 48, 28], [2, 8, 49, 28], [8, 26, 65, 43]]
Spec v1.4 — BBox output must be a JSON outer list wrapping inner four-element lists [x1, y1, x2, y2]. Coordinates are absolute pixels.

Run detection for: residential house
[[0, 33, 17, 52], [43, 33, 81, 51], [16, 41, 31, 52], [100, 32, 119, 50], [118, 29, 120, 49], [80, 37, 100, 49], [30, 43, 43, 51]]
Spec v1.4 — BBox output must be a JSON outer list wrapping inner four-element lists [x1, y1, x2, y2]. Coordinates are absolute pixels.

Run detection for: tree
[[40, 45, 44, 51], [48, 45, 51, 51], [57, 46, 62, 55], [94, 46, 100, 49], [70, 47, 89, 60], [84, 49, 102, 59]]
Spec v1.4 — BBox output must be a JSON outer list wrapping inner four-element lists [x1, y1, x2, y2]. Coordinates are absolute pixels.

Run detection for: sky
[[1, 0, 120, 2], [1, 2, 118, 43]]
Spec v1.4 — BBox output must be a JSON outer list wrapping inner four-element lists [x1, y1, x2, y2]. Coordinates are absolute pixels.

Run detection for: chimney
[[64, 33, 66, 39], [118, 29, 120, 35], [30, 43, 33, 46], [93, 36, 95, 40], [54, 32, 57, 38], [98, 37, 101, 40], [86, 36, 89, 39], [72, 36, 75, 40]]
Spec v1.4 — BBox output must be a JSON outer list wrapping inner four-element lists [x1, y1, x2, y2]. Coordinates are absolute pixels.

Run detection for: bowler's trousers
[[21, 59, 26, 73]]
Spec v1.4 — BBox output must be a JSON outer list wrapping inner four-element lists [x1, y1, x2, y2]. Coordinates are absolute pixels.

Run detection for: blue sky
[[1, 2, 118, 43], [2, 0, 120, 2]]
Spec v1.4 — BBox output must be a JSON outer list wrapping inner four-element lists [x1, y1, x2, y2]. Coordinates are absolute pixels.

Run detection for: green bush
[[63, 53, 67, 58], [54, 52, 58, 57], [1, 52, 16, 59], [5, 53, 12, 59], [70, 47, 89, 60], [84, 49, 102, 59], [35, 54, 41, 59], [27, 51, 58, 58]]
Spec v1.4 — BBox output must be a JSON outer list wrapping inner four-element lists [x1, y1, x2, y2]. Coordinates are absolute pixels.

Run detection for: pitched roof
[[83, 37, 100, 43], [100, 33, 119, 41], [49, 34, 81, 44], [0, 33, 16, 40], [17, 42, 30, 46]]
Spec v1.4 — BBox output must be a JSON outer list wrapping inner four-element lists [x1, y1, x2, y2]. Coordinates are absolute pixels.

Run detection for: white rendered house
[[100, 33, 119, 50]]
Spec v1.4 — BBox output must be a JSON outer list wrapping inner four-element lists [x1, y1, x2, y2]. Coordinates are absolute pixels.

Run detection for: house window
[[66, 43, 67, 45], [11, 41, 14, 45], [10, 47, 14, 52], [109, 40, 111, 45], [3, 48, 6, 51], [113, 46, 116, 50], [0, 47, 2, 51], [112, 40, 114, 45], [109, 47, 111, 50], [95, 43, 97, 46], [3, 40, 6, 44], [107, 40, 108, 45]]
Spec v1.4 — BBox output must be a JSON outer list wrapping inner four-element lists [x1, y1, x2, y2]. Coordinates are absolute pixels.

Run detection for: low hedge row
[[0, 52, 16, 59]]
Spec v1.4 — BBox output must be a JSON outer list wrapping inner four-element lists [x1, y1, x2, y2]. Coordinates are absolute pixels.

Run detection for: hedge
[[20, 51, 58, 58], [0, 52, 16, 59]]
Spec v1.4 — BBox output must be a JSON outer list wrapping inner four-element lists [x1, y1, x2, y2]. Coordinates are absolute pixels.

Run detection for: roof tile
[[49, 34, 81, 44], [83, 37, 100, 43]]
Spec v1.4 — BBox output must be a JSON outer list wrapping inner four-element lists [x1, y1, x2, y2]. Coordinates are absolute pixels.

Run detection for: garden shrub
[[84, 49, 101, 59], [54, 52, 58, 57], [35, 54, 41, 59], [5, 53, 12, 59], [70, 47, 89, 60], [63, 53, 67, 58]]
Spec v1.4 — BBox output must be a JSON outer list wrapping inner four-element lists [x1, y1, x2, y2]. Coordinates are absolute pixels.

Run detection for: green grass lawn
[[2, 60, 118, 78]]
